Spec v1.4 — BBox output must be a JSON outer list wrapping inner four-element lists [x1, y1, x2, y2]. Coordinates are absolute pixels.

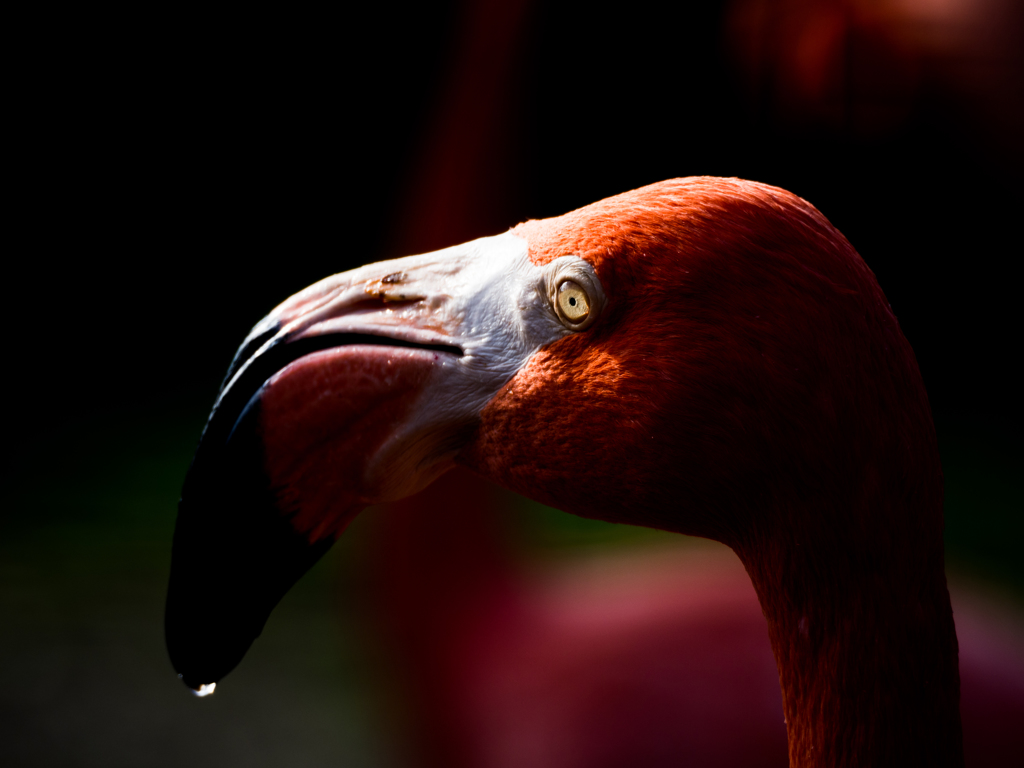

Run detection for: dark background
[[9, 1, 1022, 459], [4, 1, 1021, 765]]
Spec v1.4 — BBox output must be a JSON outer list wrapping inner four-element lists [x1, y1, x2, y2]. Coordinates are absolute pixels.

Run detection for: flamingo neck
[[734, 518, 963, 767]]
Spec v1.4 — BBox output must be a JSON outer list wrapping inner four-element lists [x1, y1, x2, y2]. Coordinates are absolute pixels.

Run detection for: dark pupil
[[569, 297, 577, 306]]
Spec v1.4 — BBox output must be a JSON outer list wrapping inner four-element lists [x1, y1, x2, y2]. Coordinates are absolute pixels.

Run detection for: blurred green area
[[938, 421, 1024, 598], [0, 404, 1019, 766]]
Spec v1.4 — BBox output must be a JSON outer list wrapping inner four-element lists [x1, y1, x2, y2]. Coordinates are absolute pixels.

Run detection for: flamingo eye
[[556, 280, 590, 325], [545, 256, 604, 331]]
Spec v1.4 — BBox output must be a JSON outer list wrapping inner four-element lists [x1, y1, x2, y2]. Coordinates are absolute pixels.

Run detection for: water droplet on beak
[[178, 673, 217, 697]]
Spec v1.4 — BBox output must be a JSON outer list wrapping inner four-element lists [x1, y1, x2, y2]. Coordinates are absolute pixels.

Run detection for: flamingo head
[[165, 177, 939, 692]]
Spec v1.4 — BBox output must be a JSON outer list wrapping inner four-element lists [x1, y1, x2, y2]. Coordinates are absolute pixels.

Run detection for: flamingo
[[166, 177, 964, 766]]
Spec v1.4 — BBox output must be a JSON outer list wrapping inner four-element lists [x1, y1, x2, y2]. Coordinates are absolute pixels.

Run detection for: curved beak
[[165, 231, 579, 692]]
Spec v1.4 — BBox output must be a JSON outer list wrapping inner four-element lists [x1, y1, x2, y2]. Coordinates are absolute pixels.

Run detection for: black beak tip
[[164, 516, 334, 696], [165, 389, 336, 696], [165, 318, 341, 695], [164, 544, 264, 693]]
